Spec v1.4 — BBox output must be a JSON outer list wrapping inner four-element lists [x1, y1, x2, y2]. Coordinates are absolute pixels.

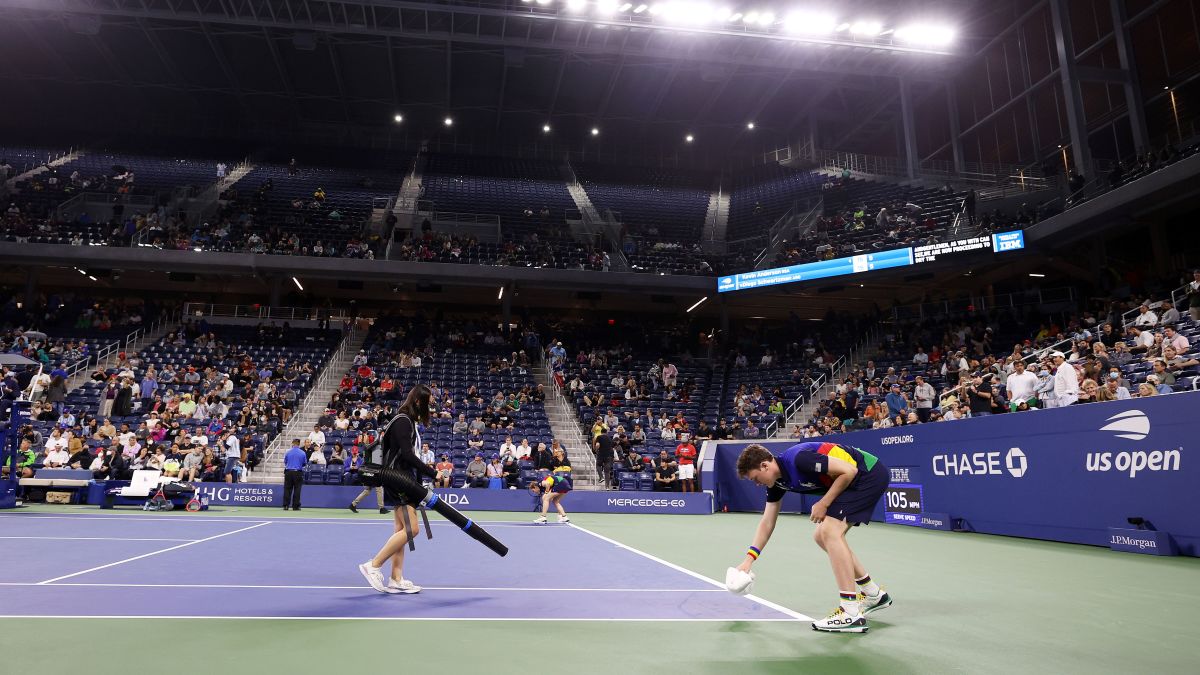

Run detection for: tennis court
[[2, 505, 1196, 674]]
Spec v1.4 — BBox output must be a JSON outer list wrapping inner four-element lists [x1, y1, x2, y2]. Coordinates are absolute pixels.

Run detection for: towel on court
[[724, 567, 755, 596]]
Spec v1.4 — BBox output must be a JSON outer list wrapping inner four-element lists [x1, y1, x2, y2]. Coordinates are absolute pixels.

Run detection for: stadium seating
[[29, 322, 340, 480], [13, 152, 219, 218], [321, 318, 552, 488], [422, 153, 574, 239], [726, 163, 824, 242], [574, 162, 714, 243], [209, 163, 403, 255]]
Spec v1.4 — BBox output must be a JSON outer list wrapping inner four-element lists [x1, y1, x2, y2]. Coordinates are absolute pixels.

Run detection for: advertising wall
[[160, 483, 713, 515], [703, 392, 1199, 556]]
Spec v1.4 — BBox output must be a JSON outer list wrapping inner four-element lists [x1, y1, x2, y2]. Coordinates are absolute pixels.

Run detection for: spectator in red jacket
[[675, 439, 697, 492]]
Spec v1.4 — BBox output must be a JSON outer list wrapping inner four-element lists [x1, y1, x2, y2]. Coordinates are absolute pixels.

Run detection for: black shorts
[[384, 491, 410, 508], [826, 462, 889, 525]]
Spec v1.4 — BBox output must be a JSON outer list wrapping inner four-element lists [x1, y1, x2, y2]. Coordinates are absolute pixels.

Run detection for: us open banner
[[703, 391, 1199, 556]]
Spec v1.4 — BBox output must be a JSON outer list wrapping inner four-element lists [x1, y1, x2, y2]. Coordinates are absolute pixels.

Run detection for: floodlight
[[784, 11, 838, 34], [849, 20, 883, 36]]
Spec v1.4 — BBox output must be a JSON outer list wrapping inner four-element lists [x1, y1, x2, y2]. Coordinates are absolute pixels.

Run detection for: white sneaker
[[557, 515, 570, 523], [534, 515, 548, 524], [387, 578, 422, 594], [861, 591, 892, 615], [358, 562, 388, 594], [811, 607, 868, 633]]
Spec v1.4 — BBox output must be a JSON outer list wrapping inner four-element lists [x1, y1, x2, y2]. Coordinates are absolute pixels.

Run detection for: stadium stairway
[[532, 359, 601, 490], [5, 149, 85, 189], [701, 188, 729, 252], [64, 316, 180, 393], [392, 149, 425, 218], [776, 328, 885, 437], [255, 327, 367, 484]]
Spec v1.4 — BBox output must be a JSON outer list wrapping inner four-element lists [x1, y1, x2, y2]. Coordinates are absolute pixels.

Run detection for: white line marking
[[0, 615, 798, 623], [0, 582, 723, 592], [0, 536, 196, 542], [566, 523, 812, 622], [0, 514, 533, 526], [35, 522, 271, 585]]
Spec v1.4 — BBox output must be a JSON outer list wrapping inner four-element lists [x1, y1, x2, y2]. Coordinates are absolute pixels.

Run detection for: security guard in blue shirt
[[283, 439, 307, 511]]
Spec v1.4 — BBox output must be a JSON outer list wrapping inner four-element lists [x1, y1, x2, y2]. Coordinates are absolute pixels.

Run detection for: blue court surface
[[0, 512, 808, 622]]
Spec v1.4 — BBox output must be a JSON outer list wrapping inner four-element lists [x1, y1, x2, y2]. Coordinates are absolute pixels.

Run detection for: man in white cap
[[1050, 351, 1079, 407]]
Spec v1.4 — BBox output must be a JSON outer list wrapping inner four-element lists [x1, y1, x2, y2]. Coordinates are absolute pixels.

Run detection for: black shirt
[[967, 382, 993, 414], [594, 434, 616, 462], [382, 415, 436, 480]]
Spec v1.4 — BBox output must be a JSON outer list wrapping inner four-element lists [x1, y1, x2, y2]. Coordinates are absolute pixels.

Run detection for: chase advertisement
[[705, 391, 1198, 556]]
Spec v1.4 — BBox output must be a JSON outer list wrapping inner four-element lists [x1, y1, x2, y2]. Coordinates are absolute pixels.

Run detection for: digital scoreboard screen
[[883, 483, 924, 525], [717, 230, 1026, 293]]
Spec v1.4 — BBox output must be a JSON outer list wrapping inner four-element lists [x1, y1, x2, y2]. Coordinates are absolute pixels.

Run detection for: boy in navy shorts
[[734, 442, 893, 633]]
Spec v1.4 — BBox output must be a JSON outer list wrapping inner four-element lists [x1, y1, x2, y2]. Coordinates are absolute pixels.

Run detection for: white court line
[[0, 615, 799, 623], [35, 522, 271, 585], [0, 514, 533, 527], [0, 536, 196, 542], [567, 523, 813, 622], [0, 582, 724, 593]]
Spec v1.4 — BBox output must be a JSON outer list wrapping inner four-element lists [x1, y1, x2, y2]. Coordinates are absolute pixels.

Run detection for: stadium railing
[[182, 302, 354, 323], [1120, 281, 1192, 328], [2, 146, 76, 187], [891, 286, 1078, 323], [753, 196, 822, 271], [261, 325, 356, 468], [763, 322, 883, 439], [935, 334, 1075, 409]]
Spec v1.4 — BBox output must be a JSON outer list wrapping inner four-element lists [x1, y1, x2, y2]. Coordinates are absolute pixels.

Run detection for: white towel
[[724, 567, 755, 596]]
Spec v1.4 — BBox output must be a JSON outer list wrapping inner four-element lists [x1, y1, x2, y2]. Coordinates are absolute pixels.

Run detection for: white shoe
[[534, 516, 547, 524], [811, 607, 868, 633], [358, 562, 388, 594], [387, 578, 422, 594], [861, 591, 892, 615], [557, 515, 570, 523]]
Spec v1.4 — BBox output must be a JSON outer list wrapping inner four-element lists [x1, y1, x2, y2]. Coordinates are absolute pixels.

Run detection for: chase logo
[[1100, 410, 1150, 441], [1005, 448, 1027, 477]]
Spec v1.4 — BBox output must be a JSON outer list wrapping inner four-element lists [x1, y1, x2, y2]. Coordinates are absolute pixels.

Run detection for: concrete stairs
[[171, 161, 255, 228], [253, 328, 367, 484], [65, 316, 180, 393], [701, 189, 730, 252], [532, 360, 602, 490], [775, 328, 884, 437], [5, 149, 84, 190]]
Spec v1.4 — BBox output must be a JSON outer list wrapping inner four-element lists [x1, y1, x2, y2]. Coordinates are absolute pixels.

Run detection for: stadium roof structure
[[0, 0, 1027, 157]]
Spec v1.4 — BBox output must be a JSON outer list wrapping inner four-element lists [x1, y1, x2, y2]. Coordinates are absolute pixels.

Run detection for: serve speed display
[[883, 483, 923, 525]]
